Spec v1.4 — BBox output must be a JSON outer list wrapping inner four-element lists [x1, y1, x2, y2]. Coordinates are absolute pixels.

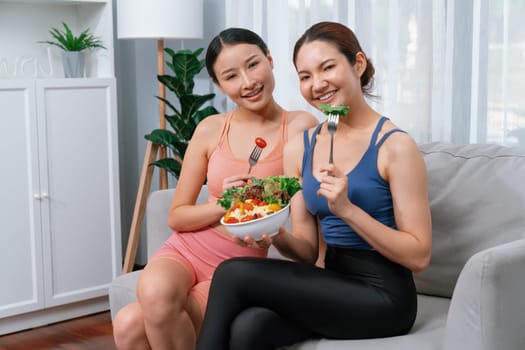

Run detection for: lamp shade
[[117, 0, 203, 39]]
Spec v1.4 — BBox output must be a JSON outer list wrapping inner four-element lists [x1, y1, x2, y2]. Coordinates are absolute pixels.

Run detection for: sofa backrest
[[145, 143, 525, 299], [414, 142, 525, 297]]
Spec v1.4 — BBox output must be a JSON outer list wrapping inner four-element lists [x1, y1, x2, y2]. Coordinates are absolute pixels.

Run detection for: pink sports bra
[[206, 110, 289, 201]]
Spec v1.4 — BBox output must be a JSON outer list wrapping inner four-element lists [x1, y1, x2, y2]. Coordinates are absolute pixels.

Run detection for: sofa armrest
[[443, 238, 525, 350], [109, 270, 141, 321], [145, 189, 176, 257], [145, 186, 209, 258]]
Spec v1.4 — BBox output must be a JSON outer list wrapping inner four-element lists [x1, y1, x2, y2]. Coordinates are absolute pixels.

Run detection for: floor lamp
[[117, 0, 203, 273]]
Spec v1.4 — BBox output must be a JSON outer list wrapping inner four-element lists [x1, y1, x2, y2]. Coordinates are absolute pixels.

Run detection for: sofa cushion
[[414, 142, 525, 297]]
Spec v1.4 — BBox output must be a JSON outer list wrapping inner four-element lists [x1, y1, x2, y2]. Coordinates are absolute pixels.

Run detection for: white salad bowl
[[220, 204, 290, 240]]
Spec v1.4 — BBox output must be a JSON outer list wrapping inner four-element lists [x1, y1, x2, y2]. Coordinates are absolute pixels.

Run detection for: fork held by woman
[[319, 104, 346, 173], [248, 145, 263, 174], [248, 137, 267, 174], [327, 113, 339, 174]]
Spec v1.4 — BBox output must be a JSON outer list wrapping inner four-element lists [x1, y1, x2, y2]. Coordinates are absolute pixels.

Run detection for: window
[[225, 0, 525, 147]]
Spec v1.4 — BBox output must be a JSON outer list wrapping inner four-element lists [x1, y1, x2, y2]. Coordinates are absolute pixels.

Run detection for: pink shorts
[[150, 226, 268, 315]]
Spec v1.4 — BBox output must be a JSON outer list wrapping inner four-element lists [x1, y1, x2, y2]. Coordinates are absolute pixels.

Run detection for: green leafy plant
[[145, 48, 219, 180], [39, 22, 106, 51]]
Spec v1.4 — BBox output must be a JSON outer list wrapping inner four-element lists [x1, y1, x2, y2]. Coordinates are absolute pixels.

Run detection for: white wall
[[113, 0, 226, 264]]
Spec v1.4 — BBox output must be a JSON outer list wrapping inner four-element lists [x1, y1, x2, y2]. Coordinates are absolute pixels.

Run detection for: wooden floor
[[0, 311, 116, 350]]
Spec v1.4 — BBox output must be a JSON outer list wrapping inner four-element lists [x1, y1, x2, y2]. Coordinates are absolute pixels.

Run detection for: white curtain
[[225, 0, 525, 147]]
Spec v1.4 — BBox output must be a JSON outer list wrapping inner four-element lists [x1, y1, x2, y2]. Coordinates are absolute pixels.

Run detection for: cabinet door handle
[[34, 193, 49, 200]]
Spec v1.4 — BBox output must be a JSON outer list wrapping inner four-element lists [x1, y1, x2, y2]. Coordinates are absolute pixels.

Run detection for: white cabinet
[[0, 79, 122, 335], [0, 0, 121, 335]]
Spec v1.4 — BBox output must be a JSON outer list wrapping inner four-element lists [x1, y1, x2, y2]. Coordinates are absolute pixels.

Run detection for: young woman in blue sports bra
[[197, 22, 432, 350]]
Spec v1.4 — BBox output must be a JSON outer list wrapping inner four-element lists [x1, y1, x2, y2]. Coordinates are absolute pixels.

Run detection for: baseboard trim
[[0, 296, 109, 336]]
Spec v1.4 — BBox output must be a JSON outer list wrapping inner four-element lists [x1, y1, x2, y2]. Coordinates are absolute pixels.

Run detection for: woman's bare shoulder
[[187, 113, 228, 155], [287, 110, 319, 135], [283, 123, 321, 176], [193, 113, 227, 138], [380, 123, 421, 162], [286, 123, 318, 151]]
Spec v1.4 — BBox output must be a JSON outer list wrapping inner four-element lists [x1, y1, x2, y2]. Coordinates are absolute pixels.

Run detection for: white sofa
[[109, 142, 525, 349]]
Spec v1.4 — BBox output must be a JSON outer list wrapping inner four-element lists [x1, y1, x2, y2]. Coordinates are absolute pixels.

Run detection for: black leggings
[[196, 247, 417, 350]]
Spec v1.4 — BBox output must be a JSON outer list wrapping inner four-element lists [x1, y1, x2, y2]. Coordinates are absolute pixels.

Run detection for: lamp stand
[[157, 39, 168, 189], [122, 141, 159, 272], [122, 39, 169, 273]]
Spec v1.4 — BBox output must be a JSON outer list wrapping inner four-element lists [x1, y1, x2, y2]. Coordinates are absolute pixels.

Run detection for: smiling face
[[295, 40, 366, 111], [213, 43, 275, 111]]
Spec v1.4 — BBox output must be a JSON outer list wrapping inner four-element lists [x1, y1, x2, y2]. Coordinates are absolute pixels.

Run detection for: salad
[[218, 175, 302, 224]]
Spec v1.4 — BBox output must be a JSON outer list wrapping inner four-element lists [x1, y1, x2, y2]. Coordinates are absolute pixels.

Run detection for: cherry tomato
[[255, 137, 267, 148]]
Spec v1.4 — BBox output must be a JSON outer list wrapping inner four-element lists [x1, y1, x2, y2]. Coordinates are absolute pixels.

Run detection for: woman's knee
[[230, 307, 313, 350], [136, 264, 191, 320], [229, 308, 269, 350], [113, 303, 146, 348], [230, 307, 295, 350], [213, 257, 264, 287]]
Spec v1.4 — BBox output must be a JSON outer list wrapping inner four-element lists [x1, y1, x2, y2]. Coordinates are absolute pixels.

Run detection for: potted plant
[[145, 47, 219, 180], [39, 22, 106, 78]]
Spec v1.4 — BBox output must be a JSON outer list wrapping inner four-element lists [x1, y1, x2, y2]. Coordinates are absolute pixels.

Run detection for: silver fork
[[327, 113, 340, 173], [247, 144, 264, 174]]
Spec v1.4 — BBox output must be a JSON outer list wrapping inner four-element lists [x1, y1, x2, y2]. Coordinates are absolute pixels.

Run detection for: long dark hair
[[293, 21, 376, 97], [205, 27, 268, 84]]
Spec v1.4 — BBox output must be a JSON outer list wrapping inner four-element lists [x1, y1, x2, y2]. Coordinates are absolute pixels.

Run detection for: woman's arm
[[167, 115, 226, 232], [375, 133, 432, 271], [271, 131, 319, 264]]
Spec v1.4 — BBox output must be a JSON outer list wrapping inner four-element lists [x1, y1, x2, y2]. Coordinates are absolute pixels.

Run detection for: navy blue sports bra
[[301, 116, 405, 249]]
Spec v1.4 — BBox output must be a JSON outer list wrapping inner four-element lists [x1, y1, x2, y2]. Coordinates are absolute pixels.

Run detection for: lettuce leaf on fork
[[319, 103, 350, 116]]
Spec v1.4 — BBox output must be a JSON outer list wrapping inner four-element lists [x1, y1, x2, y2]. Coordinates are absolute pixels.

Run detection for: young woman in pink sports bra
[[112, 28, 317, 350]]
